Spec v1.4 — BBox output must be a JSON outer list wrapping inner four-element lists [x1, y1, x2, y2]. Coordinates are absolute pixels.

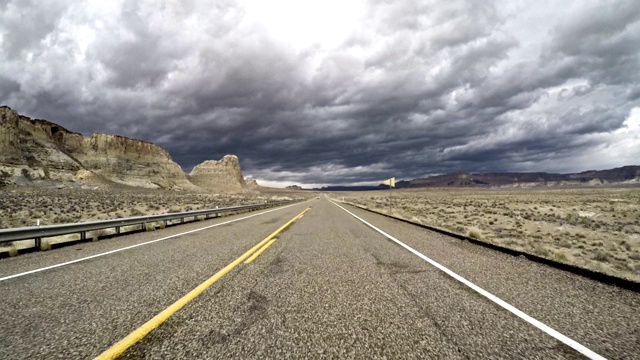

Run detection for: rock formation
[[1, 106, 87, 186], [0, 106, 197, 190], [69, 133, 197, 189], [245, 178, 260, 190], [189, 155, 248, 193]]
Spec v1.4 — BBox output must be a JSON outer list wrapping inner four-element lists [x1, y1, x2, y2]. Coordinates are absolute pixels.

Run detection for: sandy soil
[[336, 187, 640, 281]]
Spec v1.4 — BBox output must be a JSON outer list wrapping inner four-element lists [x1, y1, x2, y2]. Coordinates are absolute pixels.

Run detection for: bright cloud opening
[[242, 0, 365, 50]]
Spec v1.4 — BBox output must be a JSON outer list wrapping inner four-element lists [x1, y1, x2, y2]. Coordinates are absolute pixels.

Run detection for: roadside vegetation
[[0, 186, 301, 230], [0, 186, 305, 253], [339, 187, 640, 281]]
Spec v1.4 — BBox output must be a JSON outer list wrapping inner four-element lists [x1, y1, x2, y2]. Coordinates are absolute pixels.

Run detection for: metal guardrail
[[0, 201, 294, 249]]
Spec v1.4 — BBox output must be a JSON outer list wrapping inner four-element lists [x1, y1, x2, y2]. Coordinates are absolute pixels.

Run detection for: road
[[0, 197, 638, 359]]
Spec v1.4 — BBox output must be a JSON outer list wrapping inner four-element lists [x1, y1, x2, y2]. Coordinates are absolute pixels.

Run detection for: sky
[[1, 0, 639, 188]]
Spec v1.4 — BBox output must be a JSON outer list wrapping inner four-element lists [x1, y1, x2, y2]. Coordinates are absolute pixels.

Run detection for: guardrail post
[[0, 201, 291, 247]]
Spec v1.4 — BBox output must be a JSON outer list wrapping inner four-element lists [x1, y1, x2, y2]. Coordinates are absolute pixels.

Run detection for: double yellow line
[[244, 208, 308, 264], [95, 207, 310, 360]]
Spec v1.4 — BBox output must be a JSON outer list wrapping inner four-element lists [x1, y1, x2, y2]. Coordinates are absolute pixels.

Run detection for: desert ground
[[336, 187, 640, 281], [0, 186, 307, 252]]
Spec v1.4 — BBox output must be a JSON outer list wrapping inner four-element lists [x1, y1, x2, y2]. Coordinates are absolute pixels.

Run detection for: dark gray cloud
[[1, 0, 639, 187], [0, 0, 69, 58], [0, 75, 20, 99]]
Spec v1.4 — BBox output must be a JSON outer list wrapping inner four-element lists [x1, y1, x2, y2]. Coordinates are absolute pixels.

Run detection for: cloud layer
[[1, 0, 639, 186]]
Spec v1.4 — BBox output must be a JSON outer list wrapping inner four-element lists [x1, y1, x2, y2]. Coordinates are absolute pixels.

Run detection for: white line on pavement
[[331, 200, 606, 360], [0, 203, 301, 282]]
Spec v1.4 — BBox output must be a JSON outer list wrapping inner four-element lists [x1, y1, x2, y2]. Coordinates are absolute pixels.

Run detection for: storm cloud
[[1, 0, 639, 187]]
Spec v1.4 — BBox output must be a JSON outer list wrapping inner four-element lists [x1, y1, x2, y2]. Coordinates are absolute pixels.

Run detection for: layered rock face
[[189, 155, 248, 193], [1, 106, 86, 185], [70, 133, 197, 189], [245, 178, 260, 190], [0, 106, 196, 190]]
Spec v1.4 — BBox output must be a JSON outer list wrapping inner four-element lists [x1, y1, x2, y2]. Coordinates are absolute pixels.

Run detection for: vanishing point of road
[[0, 197, 638, 359]]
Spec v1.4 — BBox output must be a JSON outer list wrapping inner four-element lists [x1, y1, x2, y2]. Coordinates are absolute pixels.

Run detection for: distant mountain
[[395, 166, 640, 189], [314, 185, 384, 191]]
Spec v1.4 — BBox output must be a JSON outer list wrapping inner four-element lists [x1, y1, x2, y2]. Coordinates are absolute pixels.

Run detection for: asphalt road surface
[[0, 197, 638, 359]]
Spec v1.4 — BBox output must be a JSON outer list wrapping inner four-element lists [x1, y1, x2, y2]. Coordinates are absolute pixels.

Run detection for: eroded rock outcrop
[[70, 133, 197, 189], [245, 178, 260, 190], [0, 106, 196, 190], [189, 155, 248, 193], [1, 106, 87, 185]]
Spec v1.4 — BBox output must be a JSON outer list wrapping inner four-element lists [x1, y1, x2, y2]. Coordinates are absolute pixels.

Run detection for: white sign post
[[383, 177, 396, 214]]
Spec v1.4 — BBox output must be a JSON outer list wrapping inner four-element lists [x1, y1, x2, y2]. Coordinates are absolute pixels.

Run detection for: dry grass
[[467, 227, 482, 240], [8, 245, 18, 257], [90, 229, 110, 242], [338, 187, 640, 281], [0, 187, 306, 230], [40, 239, 52, 251], [0, 186, 308, 253]]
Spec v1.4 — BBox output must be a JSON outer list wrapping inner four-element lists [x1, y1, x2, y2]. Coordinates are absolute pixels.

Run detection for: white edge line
[[0, 203, 301, 282], [330, 200, 607, 360]]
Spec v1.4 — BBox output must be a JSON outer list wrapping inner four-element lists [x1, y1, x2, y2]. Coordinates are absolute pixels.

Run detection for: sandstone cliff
[[69, 133, 197, 189], [245, 178, 260, 190], [1, 106, 88, 186], [189, 155, 248, 193], [0, 106, 197, 190]]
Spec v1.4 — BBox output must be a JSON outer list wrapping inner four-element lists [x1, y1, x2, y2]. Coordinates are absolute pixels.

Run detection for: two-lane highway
[[1, 197, 638, 358]]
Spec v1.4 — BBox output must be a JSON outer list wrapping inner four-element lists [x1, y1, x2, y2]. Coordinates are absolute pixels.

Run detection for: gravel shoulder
[[339, 200, 640, 359], [339, 188, 640, 281]]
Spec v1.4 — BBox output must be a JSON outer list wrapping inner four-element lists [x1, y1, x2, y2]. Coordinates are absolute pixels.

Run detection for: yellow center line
[[294, 212, 309, 220], [94, 207, 310, 360], [244, 238, 277, 264], [244, 207, 311, 264]]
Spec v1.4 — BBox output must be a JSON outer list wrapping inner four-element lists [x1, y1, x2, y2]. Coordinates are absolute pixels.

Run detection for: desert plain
[[0, 186, 305, 253], [2, 184, 639, 282], [337, 186, 640, 281]]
